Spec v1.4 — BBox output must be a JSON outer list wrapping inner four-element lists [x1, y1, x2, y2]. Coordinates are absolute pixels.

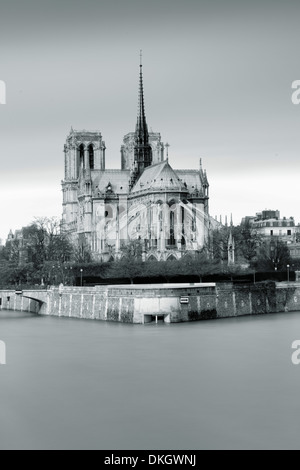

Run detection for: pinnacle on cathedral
[[133, 51, 152, 177], [228, 214, 235, 266]]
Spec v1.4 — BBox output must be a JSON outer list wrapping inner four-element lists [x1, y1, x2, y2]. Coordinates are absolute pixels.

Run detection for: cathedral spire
[[133, 50, 152, 178], [136, 50, 148, 136]]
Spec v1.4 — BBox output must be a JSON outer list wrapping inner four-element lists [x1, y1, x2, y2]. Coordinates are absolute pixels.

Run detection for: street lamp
[[80, 269, 83, 287], [287, 264, 290, 282], [272, 258, 279, 271]]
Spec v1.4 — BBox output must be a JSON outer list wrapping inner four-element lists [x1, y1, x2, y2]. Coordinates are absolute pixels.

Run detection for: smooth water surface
[[1, 309, 300, 450]]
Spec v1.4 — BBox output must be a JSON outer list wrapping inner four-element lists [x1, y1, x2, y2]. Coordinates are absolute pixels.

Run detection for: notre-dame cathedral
[[61, 58, 212, 262]]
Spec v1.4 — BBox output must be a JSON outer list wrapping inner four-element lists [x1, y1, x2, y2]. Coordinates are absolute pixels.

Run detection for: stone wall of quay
[[1, 282, 300, 323], [0, 290, 42, 314]]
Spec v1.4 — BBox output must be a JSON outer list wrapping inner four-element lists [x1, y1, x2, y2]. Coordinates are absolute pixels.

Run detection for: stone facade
[[242, 210, 297, 243], [242, 210, 300, 260]]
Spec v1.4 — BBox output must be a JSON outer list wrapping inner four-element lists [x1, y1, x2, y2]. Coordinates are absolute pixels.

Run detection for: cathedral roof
[[175, 170, 205, 194], [92, 170, 130, 196], [130, 160, 188, 194]]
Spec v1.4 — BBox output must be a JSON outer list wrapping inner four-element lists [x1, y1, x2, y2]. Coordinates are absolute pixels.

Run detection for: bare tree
[[256, 237, 291, 272]]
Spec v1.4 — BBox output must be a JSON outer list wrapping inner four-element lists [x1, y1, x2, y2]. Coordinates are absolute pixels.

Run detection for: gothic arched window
[[88, 144, 94, 169], [168, 210, 175, 246], [79, 144, 84, 170]]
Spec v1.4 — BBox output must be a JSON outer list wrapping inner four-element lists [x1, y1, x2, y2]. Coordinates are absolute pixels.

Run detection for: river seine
[[1, 309, 300, 450]]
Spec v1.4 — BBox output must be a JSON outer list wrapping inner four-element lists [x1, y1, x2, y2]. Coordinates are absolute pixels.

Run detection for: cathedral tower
[[62, 129, 106, 238]]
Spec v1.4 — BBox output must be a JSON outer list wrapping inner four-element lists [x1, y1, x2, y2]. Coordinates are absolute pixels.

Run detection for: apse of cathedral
[[61, 58, 211, 261]]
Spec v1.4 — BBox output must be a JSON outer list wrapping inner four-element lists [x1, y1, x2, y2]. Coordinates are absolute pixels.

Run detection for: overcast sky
[[1, 0, 300, 241]]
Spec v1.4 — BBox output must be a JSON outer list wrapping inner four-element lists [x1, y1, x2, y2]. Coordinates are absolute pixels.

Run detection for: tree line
[[0, 217, 296, 287]]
